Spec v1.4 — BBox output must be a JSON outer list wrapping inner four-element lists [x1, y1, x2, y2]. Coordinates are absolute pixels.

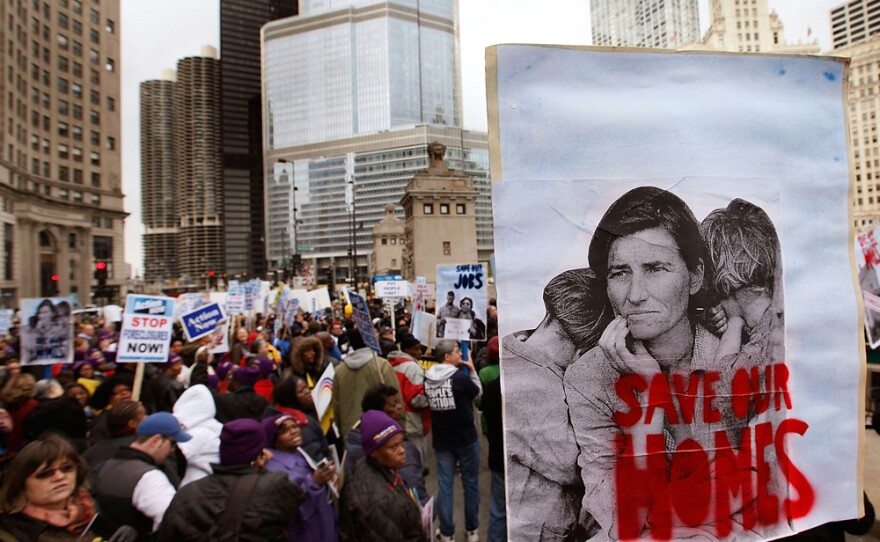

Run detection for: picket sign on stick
[[132, 362, 146, 402]]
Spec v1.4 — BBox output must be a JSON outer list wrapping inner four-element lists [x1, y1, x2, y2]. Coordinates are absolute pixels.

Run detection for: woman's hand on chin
[[600, 316, 661, 378]]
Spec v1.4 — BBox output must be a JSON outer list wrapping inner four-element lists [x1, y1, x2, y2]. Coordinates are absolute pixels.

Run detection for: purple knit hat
[[220, 418, 266, 466], [360, 410, 403, 456], [216, 361, 235, 381], [254, 357, 275, 379], [232, 366, 259, 387]]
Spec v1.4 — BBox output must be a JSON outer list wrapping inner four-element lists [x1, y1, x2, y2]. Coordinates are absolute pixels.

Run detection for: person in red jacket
[[386, 337, 430, 465]]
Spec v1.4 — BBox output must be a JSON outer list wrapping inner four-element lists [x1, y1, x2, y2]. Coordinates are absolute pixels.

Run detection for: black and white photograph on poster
[[495, 179, 789, 540], [19, 297, 74, 365], [435, 264, 487, 342]]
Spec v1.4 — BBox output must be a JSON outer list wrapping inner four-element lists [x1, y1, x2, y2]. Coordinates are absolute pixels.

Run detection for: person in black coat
[[156, 418, 304, 541], [339, 411, 425, 542], [214, 367, 268, 423]]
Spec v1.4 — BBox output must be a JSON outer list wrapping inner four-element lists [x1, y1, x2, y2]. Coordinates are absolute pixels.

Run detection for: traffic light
[[208, 270, 216, 289], [94, 261, 108, 285], [51, 274, 59, 282]]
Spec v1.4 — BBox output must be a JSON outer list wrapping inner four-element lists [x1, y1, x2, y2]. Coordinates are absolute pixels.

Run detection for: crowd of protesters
[[0, 294, 503, 542]]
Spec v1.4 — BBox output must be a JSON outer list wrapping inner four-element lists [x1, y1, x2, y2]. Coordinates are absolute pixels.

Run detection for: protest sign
[[20, 297, 73, 365], [489, 46, 858, 540], [226, 286, 245, 315], [411, 310, 436, 347], [0, 309, 14, 336], [348, 289, 381, 354], [207, 317, 230, 355], [306, 287, 333, 313], [311, 362, 335, 434], [179, 302, 225, 341], [435, 264, 487, 342], [413, 277, 434, 311], [375, 274, 406, 298], [117, 295, 175, 363]]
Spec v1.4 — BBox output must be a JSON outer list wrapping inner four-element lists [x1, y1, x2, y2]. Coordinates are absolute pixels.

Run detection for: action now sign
[[117, 295, 176, 363]]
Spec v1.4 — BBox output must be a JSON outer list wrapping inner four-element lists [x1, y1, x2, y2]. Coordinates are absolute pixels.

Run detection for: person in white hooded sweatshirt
[[172, 384, 223, 486], [425, 339, 482, 542]]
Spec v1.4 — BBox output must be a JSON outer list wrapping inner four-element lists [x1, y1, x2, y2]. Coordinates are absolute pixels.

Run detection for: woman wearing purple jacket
[[263, 412, 338, 542]]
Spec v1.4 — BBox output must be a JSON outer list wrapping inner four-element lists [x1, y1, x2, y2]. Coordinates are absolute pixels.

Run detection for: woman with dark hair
[[265, 376, 331, 462], [456, 297, 486, 342], [0, 434, 99, 541], [0, 372, 38, 451], [563, 186, 721, 540], [288, 336, 327, 390]]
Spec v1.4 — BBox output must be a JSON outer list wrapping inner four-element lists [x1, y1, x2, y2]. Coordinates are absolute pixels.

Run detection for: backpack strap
[[217, 473, 261, 536]]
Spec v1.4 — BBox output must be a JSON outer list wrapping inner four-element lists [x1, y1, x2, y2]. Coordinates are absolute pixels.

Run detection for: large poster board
[[488, 46, 860, 541], [435, 264, 488, 342], [20, 297, 73, 365]]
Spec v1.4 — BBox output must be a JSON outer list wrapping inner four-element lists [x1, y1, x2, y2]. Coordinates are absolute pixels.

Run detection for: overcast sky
[[119, 0, 841, 276]]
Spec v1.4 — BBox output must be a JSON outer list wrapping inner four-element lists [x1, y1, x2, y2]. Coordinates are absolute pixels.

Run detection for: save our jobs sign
[[117, 295, 176, 363]]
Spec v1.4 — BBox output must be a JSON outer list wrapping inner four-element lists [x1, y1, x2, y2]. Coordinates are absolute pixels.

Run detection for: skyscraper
[[831, 0, 880, 49], [261, 0, 492, 285], [140, 73, 177, 283], [141, 48, 223, 285], [219, 0, 297, 279], [590, 0, 700, 48], [0, 0, 125, 305], [174, 51, 223, 281]]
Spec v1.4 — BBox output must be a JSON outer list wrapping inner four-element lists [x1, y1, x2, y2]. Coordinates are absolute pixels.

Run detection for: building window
[[58, 78, 68, 94], [90, 110, 99, 124], [423, 203, 433, 215], [68, 233, 76, 248], [106, 96, 114, 111], [72, 62, 82, 77], [59, 188, 69, 199], [90, 193, 99, 205], [442, 241, 451, 256], [105, 19, 114, 33], [89, 28, 98, 44], [90, 89, 99, 104], [58, 100, 69, 115], [72, 82, 82, 98], [73, 168, 82, 184], [381, 238, 387, 245], [4, 223, 12, 280], [440, 203, 449, 214], [103, 218, 112, 229], [88, 8, 98, 23], [104, 58, 114, 72], [456, 203, 465, 214], [58, 56, 68, 72], [73, 105, 82, 120], [90, 172, 100, 187], [73, 126, 82, 141], [58, 34, 68, 49], [72, 190, 83, 203], [89, 49, 99, 64], [390, 237, 396, 245], [59, 165, 69, 181], [58, 144, 69, 159], [89, 130, 98, 145], [72, 147, 83, 162], [90, 151, 99, 165]]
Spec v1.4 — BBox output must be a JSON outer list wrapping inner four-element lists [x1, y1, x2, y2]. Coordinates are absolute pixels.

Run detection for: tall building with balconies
[[141, 48, 223, 286], [0, 0, 124, 306], [261, 0, 492, 286], [140, 72, 177, 283], [590, 0, 700, 48]]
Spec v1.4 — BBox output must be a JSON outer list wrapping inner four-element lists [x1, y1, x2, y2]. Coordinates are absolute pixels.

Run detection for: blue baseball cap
[[136, 412, 192, 443]]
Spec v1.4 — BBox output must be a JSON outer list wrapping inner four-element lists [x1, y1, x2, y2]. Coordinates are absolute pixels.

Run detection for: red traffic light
[[95, 261, 107, 271], [208, 270, 215, 277], [51, 275, 60, 281]]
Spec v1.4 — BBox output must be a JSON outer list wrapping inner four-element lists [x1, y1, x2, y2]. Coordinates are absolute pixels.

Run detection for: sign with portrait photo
[[488, 46, 860, 540], [435, 264, 487, 342], [20, 297, 73, 365]]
